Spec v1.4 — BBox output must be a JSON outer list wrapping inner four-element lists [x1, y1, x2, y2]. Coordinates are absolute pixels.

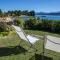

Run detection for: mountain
[[36, 12, 60, 15]]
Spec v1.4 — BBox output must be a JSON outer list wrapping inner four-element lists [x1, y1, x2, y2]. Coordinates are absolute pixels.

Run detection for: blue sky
[[41, 0, 60, 12], [0, 0, 60, 12]]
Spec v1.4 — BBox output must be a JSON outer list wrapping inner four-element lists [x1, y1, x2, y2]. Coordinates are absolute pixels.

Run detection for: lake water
[[36, 15, 60, 20], [20, 15, 60, 20]]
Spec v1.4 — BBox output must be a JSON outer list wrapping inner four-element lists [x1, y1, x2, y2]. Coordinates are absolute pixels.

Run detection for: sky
[[0, 0, 60, 12]]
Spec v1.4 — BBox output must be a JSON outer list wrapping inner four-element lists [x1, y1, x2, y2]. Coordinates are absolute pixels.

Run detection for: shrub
[[0, 22, 9, 32], [16, 18, 25, 28]]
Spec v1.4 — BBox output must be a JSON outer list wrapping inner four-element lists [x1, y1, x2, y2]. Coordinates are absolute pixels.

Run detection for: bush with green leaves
[[25, 17, 39, 29], [25, 18, 60, 33], [0, 22, 9, 32], [0, 22, 13, 36], [16, 18, 25, 28]]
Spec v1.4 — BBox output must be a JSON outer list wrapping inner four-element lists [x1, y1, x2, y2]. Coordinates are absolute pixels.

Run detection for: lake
[[36, 15, 60, 20], [20, 15, 60, 20]]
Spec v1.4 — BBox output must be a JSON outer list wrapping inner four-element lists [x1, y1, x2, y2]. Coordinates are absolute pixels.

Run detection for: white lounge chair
[[45, 35, 60, 53], [12, 25, 39, 44]]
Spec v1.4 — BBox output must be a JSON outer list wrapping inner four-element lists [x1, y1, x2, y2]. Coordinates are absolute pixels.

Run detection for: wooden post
[[42, 35, 46, 60]]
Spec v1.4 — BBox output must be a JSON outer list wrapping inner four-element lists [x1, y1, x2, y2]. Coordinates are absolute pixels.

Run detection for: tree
[[6, 10, 36, 16], [28, 10, 35, 16], [0, 9, 3, 17], [25, 17, 39, 29], [17, 10, 21, 16]]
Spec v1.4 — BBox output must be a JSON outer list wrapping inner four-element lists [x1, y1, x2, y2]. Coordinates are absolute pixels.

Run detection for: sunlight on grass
[[0, 30, 60, 60]]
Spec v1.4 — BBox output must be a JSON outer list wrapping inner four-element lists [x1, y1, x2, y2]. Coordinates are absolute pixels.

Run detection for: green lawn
[[0, 30, 60, 60]]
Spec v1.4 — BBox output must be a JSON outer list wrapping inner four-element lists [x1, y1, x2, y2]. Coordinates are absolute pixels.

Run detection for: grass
[[0, 30, 60, 60]]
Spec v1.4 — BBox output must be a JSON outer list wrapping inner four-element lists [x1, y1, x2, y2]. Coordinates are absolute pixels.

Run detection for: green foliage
[[25, 17, 39, 29], [0, 22, 12, 32], [16, 18, 25, 28], [0, 9, 35, 16], [25, 18, 60, 33], [0, 9, 3, 17], [0, 22, 7, 32], [6, 10, 35, 16], [0, 32, 9, 36], [28, 10, 35, 16]]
